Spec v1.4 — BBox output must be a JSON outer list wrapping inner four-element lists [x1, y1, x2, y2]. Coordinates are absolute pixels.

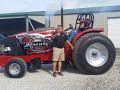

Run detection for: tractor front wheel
[[5, 58, 27, 78]]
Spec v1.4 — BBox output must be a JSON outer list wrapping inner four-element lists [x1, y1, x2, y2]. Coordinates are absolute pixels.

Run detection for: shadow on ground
[[41, 64, 82, 76], [0, 68, 4, 73]]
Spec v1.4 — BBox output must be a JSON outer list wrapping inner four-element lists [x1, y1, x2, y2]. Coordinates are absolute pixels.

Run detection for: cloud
[[63, 0, 120, 8], [0, 0, 120, 14]]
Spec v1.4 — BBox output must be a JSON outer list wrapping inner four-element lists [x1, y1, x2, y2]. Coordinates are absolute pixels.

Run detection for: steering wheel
[[69, 24, 73, 29], [65, 24, 74, 31]]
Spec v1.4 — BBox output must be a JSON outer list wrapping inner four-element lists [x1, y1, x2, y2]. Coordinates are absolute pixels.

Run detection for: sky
[[0, 0, 120, 14]]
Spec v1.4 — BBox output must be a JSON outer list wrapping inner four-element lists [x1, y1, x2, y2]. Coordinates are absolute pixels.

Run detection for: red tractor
[[0, 13, 116, 78]]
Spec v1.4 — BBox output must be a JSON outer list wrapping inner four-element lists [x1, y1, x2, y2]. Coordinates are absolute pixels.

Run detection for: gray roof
[[0, 5, 120, 17], [0, 11, 45, 17], [63, 5, 120, 15]]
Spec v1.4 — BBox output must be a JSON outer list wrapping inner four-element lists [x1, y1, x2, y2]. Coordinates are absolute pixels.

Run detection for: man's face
[[80, 23, 85, 28], [57, 26, 62, 33]]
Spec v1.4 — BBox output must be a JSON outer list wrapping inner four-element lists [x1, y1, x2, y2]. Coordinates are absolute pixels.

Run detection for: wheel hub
[[91, 51, 97, 58], [85, 43, 108, 67], [9, 63, 21, 75]]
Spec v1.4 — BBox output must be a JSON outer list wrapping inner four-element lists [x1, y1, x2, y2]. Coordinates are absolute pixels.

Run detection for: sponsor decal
[[16, 33, 52, 54]]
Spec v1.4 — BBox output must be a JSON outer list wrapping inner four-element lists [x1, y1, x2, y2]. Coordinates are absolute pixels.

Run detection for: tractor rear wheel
[[73, 33, 116, 74]]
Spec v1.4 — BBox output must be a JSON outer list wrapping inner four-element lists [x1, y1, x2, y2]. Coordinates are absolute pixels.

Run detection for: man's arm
[[66, 40, 74, 50], [63, 32, 74, 50]]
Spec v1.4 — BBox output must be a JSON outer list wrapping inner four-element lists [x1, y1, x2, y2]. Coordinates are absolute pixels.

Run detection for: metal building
[[0, 12, 45, 35], [0, 5, 120, 48]]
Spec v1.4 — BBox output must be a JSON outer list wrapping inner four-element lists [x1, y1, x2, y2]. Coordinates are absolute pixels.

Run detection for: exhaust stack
[[61, 5, 63, 28], [45, 16, 50, 28]]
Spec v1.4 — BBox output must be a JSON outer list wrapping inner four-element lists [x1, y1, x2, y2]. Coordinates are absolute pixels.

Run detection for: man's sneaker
[[58, 72, 63, 76], [53, 72, 57, 77]]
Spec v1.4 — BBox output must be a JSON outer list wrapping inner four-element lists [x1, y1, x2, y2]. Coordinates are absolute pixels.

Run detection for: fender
[[72, 28, 104, 45]]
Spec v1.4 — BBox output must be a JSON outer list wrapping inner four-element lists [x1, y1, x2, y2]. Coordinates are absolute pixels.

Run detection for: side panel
[[64, 43, 73, 61], [0, 51, 53, 67]]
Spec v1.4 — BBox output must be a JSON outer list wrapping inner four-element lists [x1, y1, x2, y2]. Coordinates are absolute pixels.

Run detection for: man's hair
[[57, 25, 62, 28]]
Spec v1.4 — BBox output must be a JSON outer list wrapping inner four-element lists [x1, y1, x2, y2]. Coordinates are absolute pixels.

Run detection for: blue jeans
[[67, 30, 77, 42]]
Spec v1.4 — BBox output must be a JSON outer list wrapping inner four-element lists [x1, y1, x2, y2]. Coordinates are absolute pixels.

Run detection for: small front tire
[[5, 58, 27, 78]]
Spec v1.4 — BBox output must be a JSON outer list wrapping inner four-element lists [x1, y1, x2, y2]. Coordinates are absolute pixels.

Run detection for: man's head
[[56, 25, 63, 33], [79, 22, 85, 28]]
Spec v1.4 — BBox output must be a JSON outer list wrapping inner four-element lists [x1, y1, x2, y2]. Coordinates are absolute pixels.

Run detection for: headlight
[[4, 47, 11, 51]]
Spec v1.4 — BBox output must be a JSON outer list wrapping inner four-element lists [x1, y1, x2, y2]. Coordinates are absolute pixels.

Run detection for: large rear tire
[[73, 33, 116, 74]]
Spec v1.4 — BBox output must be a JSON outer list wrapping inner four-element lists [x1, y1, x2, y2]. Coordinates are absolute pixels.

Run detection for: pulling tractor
[[0, 13, 116, 78]]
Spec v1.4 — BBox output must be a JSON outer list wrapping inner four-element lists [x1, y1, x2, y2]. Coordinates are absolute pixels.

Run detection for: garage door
[[108, 18, 120, 48]]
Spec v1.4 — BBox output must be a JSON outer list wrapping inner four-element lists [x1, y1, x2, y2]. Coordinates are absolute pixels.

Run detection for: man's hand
[[52, 33, 60, 39], [56, 33, 60, 36], [71, 45, 74, 50]]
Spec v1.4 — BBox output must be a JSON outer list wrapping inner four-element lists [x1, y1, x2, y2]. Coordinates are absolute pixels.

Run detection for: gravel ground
[[0, 56, 120, 90]]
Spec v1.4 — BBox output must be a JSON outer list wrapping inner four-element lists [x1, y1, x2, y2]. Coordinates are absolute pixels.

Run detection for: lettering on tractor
[[16, 33, 52, 54]]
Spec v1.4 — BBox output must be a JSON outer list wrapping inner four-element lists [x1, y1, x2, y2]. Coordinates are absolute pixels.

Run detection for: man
[[67, 22, 85, 42], [52, 25, 73, 77]]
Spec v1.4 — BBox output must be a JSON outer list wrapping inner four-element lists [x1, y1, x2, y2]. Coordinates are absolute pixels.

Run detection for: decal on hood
[[16, 33, 52, 54]]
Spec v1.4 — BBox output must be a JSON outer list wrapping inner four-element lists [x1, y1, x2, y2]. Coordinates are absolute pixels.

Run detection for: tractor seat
[[81, 19, 92, 28]]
